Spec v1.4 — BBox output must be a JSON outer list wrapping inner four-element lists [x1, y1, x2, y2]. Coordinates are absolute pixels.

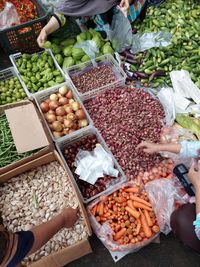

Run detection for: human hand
[[60, 207, 79, 228], [188, 160, 200, 190], [37, 28, 47, 48], [137, 141, 160, 154], [119, 0, 130, 12]]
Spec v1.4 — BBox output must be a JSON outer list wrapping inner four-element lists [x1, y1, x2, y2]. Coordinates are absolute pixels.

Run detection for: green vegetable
[[51, 44, 61, 54], [62, 57, 75, 69], [102, 45, 114, 55], [60, 38, 76, 47], [81, 55, 90, 62], [92, 35, 102, 49], [63, 46, 73, 57], [72, 47, 85, 60], [0, 115, 35, 167], [55, 54, 63, 66], [176, 114, 200, 140], [0, 76, 26, 105], [55, 76, 65, 83], [43, 41, 51, 49]]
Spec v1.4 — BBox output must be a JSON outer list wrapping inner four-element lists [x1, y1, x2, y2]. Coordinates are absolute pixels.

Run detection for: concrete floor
[[68, 233, 200, 267]]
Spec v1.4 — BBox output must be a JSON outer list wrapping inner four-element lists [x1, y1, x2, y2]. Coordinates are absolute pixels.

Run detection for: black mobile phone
[[173, 164, 195, 196]]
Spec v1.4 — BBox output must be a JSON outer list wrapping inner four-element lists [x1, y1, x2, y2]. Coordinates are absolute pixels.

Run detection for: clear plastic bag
[[0, 2, 20, 30], [87, 182, 159, 262], [157, 87, 175, 126], [131, 32, 172, 54], [74, 40, 99, 60], [145, 178, 187, 235], [105, 11, 133, 52]]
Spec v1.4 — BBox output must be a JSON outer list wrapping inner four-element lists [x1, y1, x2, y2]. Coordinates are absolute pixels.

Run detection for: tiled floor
[[67, 233, 200, 267]]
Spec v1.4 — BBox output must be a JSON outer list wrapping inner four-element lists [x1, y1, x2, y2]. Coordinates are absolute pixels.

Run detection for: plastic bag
[[0, 2, 20, 30], [145, 178, 187, 235], [74, 40, 99, 60], [157, 87, 175, 126], [131, 32, 172, 54], [105, 11, 133, 52], [170, 70, 200, 104], [75, 144, 119, 185], [87, 182, 159, 262]]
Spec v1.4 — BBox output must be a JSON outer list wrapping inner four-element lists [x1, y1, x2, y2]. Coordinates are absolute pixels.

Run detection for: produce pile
[[85, 87, 165, 179], [129, 0, 200, 88], [39, 84, 88, 138], [0, 114, 34, 167], [44, 29, 114, 69], [0, 161, 88, 265], [90, 186, 159, 246], [70, 64, 117, 94], [0, 76, 26, 105], [0, 0, 37, 26], [63, 134, 118, 200], [15, 51, 65, 94]]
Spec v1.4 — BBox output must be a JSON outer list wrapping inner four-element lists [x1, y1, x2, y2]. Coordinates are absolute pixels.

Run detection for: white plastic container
[[34, 81, 93, 142]]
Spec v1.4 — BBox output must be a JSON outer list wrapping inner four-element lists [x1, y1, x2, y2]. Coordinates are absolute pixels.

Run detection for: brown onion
[[46, 114, 56, 123], [59, 85, 68, 95], [53, 131, 63, 138], [71, 101, 79, 111], [64, 104, 73, 114], [52, 121, 63, 132], [49, 101, 59, 110], [69, 99, 75, 104], [48, 110, 55, 115], [75, 109, 86, 120], [50, 94, 58, 101], [55, 106, 66, 116], [58, 97, 68, 105], [57, 116, 64, 123], [64, 119, 73, 128], [40, 102, 49, 113], [66, 113, 76, 121], [78, 119, 88, 128], [66, 90, 73, 99]]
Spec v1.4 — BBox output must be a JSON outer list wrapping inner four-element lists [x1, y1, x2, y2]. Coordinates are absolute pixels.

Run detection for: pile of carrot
[[136, 159, 174, 184], [91, 186, 159, 245]]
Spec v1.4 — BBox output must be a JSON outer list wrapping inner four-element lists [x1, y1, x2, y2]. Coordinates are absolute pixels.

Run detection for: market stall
[[0, 0, 200, 265]]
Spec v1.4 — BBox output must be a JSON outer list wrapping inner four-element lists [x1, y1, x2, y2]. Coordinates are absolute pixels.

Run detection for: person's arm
[[37, 13, 66, 48], [29, 207, 78, 255], [137, 141, 181, 154]]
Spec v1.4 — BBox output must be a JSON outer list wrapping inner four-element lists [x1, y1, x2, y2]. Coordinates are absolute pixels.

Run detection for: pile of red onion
[[85, 87, 165, 180]]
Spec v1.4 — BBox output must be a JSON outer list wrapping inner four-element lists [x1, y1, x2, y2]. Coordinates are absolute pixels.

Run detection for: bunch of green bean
[[132, 0, 200, 88], [0, 115, 34, 168]]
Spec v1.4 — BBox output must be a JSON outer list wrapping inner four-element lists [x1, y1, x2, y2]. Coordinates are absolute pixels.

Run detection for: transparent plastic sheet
[[75, 145, 119, 185], [0, 2, 20, 30], [105, 11, 133, 53], [131, 32, 172, 54], [157, 87, 175, 126], [74, 40, 99, 60], [145, 178, 187, 235], [87, 182, 159, 262]]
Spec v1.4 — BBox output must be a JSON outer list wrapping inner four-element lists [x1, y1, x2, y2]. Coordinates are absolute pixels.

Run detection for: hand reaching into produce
[[137, 141, 181, 155], [37, 28, 48, 48], [60, 207, 79, 228]]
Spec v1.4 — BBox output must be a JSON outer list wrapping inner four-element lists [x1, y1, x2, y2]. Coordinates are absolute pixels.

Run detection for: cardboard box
[[1, 150, 92, 267], [0, 100, 53, 181]]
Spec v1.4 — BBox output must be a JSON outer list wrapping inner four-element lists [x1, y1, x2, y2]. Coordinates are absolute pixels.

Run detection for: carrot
[[115, 197, 127, 203], [132, 201, 152, 211], [130, 195, 152, 207], [91, 205, 97, 216], [114, 228, 127, 240], [139, 210, 152, 238], [125, 206, 140, 219], [135, 219, 141, 235], [124, 187, 139, 193], [127, 200, 137, 211], [152, 225, 160, 233], [144, 210, 153, 227], [98, 202, 104, 216]]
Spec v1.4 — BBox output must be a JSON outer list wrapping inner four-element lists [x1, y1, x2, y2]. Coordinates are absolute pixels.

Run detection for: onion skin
[[64, 119, 73, 128], [40, 102, 49, 113], [66, 90, 73, 99], [46, 114, 56, 123], [64, 104, 73, 114], [78, 119, 88, 128], [71, 102, 79, 111], [50, 94, 58, 101], [57, 116, 64, 123], [59, 85, 68, 96], [52, 121, 63, 132], [58, 97, 68, 105], [66, 113, 76, 121], [55, 106, 66, 116], [53, 131, 63, 138], [75, 109, 86, 120], [49, 101, 59, 110]]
